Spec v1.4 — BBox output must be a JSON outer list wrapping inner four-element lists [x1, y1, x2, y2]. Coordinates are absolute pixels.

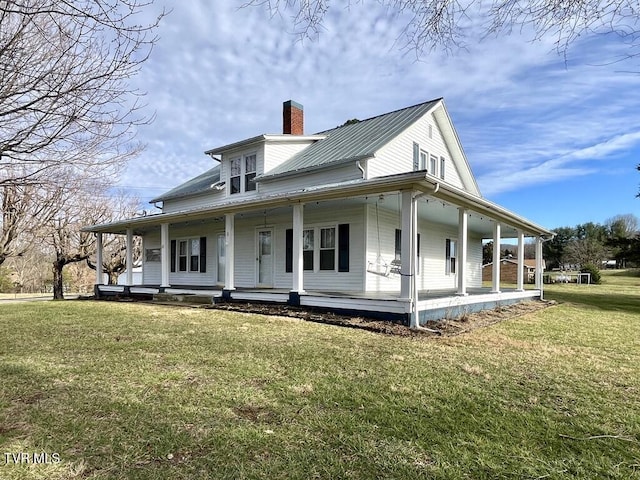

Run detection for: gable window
[[230, 158, 241, 194], [171, 237, 207, 273], [440, 156, 446, 180], [446, 238, 457, 275], [245, 155, 256, 192]]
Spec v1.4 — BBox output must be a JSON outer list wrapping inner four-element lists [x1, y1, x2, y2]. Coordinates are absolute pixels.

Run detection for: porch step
[[153, 293, 213, 305]]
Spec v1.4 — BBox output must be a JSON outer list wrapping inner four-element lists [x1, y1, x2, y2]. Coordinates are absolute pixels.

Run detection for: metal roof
[[257, 98, 442, 180], [150, 164, 221, 203]]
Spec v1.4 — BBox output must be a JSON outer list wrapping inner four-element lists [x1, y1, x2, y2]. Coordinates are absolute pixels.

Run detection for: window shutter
[[285, 229, 293, 273], [338, 224, 349, 272], [199, 236, 207, 273], [170, 240, 176, 273], [412, 142, 420, 171]]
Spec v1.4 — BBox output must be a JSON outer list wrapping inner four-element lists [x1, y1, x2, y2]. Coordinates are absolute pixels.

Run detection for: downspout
[[409, 187, 441, 334], [356, 160, 366, 179]]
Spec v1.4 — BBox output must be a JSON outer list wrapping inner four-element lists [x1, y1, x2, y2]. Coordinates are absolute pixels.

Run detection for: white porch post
[[457, 208, 468, 296], [160, 223, 170, 288], [125, 228, 133, 286], [225, 213, 235, 291], [291, 203, 305, 294], [400, 190, 414, 300], [95, 233, 103, 285], [410, 193, 419, 328], [491, 222, 501, 293], [535, 236, 543, 296], [516, 230, 525, 291]]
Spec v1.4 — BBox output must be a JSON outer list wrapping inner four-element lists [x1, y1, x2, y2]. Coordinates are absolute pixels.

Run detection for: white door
[[257, 229, 273, 287], [217, 233, 225, 284]]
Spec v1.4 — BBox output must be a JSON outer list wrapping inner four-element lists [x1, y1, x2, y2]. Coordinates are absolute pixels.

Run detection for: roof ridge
[[314, 97, 442, 135]]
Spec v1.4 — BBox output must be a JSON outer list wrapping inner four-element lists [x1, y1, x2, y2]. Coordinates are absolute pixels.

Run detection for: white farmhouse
[[87, 99, 553, 327]]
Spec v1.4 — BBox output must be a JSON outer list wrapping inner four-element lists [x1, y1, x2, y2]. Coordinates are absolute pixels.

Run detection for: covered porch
[[86, 171, 552, 328]]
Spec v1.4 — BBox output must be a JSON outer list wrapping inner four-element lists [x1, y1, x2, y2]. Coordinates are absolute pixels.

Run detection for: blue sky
[[121, 1, 640, 230]]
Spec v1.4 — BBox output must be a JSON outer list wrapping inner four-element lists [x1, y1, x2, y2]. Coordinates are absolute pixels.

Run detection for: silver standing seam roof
[[256, 98, 442, 180], [151, 98, 442, 202]]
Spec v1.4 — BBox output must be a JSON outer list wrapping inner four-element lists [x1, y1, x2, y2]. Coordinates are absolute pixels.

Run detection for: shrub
[[581, 263, 602, 284]]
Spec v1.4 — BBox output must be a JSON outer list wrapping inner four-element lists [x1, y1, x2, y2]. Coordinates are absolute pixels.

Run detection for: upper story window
[[430, 154, 438, 176], [229, 153, 257, 195], [420, 150, 427, 170], [230, 158, 241, 194]]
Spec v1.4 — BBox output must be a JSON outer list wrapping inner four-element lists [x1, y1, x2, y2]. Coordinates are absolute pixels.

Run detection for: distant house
[[482, 258, 546, 284], [86, 98, 553, 327]]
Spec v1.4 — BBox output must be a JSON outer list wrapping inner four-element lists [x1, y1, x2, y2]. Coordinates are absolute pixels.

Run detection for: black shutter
[[285, 229, 293, 273], [170, 240, 176, 273], [199, 236, 207, 273], [338, 223, 349, 272]]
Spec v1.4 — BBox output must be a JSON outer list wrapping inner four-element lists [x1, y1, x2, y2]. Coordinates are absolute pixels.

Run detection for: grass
[[0, 272, 639, 479]]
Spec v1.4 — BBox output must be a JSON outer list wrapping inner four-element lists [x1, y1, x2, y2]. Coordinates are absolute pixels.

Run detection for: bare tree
[[0, 1, 165, 266], [86, 193, 143, 285], [245, 0, 640, 58]]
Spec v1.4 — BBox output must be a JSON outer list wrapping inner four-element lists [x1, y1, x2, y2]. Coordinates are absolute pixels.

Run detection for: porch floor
[[96, 284, 542, 326]]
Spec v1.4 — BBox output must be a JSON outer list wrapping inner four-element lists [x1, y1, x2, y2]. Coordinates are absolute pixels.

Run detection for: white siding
[[259, 163, 363, 196], [163, 191, 224, 214], [368, 111, 465, 190], [364, 205, 483, 292], [263, 140, 316, 174]]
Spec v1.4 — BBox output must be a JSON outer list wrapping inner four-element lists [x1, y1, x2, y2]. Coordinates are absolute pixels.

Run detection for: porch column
[[457, 208, 468, 296], [535, 236, 543, 295], [291, 203, 305, 294], [225, 213, 235, 291], [125, 228, 133, 286], [516, 230, 525, 291], [160, 223, 170, 288], [400, 190, 414, 300], [95, 233, 104, 285], [491, 222, 501, 293]]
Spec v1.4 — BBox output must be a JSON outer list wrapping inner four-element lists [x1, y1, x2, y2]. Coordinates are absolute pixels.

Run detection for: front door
[[257, 229, 273, 287]]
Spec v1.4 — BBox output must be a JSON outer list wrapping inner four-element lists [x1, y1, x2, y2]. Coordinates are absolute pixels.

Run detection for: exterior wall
[[259, 163, 363, 196], [263, 140, 316, 174], [368, 111, 465, 190], [162, 191, 223, 214], [142, 205, 366, 291], [365, 204, 483, 293]]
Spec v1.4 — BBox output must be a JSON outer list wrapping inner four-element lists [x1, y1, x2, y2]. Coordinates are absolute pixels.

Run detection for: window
[[190, 238, 200, 272], [171, 237, 207, 273], [440, 156, 446, 180], [303, 229, 314, 270], [286, 225, 349, 273], [178, 240, 188, 272], [320, 227, 335, 270], [230, 158, 241, 194], [245, 155, 256, 192], [446, 238, 457, 275], [420, 150, 427, 170], [145, 248, 161, 262], [229, 154, 257, 195], [430, 154, 438, 176]]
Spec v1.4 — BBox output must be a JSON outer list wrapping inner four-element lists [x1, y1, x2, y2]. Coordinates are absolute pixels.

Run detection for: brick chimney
[[283, 100, 304, 135]]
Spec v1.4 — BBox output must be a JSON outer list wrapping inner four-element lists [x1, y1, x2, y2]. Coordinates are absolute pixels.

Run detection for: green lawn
[[0, 272, 639, 479]]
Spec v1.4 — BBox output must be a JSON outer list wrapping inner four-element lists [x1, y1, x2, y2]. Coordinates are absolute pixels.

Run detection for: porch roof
[[84, 170, 553, 237]]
